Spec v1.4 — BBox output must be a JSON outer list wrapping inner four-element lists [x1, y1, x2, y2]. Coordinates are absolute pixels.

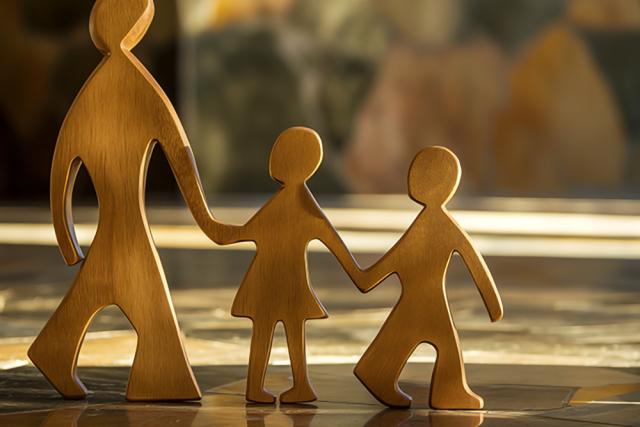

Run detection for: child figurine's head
[[269, 127, 323, 185], [90, 0, 154, 53], [408, 146, 461, 206]]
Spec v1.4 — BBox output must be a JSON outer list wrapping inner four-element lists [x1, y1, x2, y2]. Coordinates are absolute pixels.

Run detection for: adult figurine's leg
[[118, 255, 201, 401], [28, 265, 105, 399], [354, 310, 416, 407], [280, 319, 317, 403], [429, 321, 482, 409], [246, 319, 277, 403]]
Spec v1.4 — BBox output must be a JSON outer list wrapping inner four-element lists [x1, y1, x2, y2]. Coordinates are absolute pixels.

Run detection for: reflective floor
[[1, 364, 640, 426], [0, 200, 639, 425]]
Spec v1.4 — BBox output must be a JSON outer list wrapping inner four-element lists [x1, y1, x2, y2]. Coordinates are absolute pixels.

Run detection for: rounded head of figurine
[[90, 0, 154, 53], [408, 146, 461, 206], [269, 127, 323, 185]]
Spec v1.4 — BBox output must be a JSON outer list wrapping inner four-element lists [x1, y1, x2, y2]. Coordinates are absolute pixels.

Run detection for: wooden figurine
[[206, 127, 361, 404], [28, 0, 217, 401], [353, 146, 504, 409]]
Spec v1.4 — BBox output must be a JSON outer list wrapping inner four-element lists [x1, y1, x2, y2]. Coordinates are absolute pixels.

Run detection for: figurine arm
[[316, 217, 362, 285], [215, 221, 251, 245], [156, 123, 237, 244], [315, 213, 396, 293], [357, 252, 396, 293], [455, 230, 503, 322], [50, 139, 84, 265]]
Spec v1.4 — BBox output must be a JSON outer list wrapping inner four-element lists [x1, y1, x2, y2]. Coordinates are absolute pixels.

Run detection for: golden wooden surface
[[206, 127, 361, 403], [352, 147, 504, 409], [28, 0, 216, 401]]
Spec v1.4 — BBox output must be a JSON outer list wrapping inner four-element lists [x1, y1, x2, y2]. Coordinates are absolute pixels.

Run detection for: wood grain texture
[[352, 146, 504, 409], [28, 0, 216, 401], [205, 127, 361, 404]]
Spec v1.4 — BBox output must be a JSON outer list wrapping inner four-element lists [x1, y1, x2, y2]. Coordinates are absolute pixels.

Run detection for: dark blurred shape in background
[[1, 0, 639, 201]]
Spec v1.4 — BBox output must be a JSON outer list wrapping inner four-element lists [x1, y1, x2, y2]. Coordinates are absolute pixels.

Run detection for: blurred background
[[1, 0, 640, 200], [0, 0, 639, 379]]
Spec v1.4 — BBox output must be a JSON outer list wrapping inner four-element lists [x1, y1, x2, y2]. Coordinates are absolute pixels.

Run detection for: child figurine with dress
[[204, 127, 361, 403]]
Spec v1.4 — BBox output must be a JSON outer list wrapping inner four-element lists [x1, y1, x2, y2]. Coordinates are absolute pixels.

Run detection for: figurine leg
[[28, 270, 104, 399], [118, 272, 201, 401], [429, 326, 483, 410], [280, 320, 317, 403], [246, 320, 277, 404], [354, 312, 414, 408]]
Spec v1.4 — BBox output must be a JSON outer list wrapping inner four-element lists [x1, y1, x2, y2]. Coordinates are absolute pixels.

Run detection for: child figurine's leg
[[246, 320, 277, 403], [28, 267, 105, 399], [118, 258, 201, 401], [280, 319, 317, 403], [429, 323, 482, 409], [354, 310, 416, 407]]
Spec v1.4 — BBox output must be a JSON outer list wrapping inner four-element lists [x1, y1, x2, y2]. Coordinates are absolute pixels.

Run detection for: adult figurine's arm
[[50, 134, 84, 265], [455, 228, 504, 322], [157, 121, 246, 245]]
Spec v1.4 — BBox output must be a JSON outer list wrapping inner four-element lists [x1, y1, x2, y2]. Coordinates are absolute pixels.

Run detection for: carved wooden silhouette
[[207, 127, 360, 404], [353, 146, 503, 409], [28, 0, 216, 401]]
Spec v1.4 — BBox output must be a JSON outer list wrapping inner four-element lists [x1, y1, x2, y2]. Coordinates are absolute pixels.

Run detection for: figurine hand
[[206, 223, 227, 245], [352, 269, 371, 293], [489, 303, 504, 322], [355, 283, 368, 293], [484, 290, 504, 322], [61, 246, 84, 266], [206, 223, 241, 246]]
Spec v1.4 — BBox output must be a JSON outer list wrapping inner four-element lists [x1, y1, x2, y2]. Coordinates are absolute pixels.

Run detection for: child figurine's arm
[[357, 252, 396, 293], [316, 216, 362, 285], [317, 220, 396, 293], [50, 132, 84, 266], [455, 229, 504, 322]]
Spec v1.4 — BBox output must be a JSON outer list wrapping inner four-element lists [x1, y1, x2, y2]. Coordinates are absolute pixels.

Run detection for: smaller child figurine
[[207, 127, 360, 404], [353, 146, 504, 409]]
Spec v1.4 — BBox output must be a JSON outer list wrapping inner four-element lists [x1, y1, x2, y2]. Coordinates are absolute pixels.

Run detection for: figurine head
[[408, 146, 461, 206], [269, 127, 323, 185], [90, 0, 154, 53]]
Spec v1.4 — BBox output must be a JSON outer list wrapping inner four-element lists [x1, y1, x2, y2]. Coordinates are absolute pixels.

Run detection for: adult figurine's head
[[408, 146, 461, 206], [270, 127, 323, 185], [90, 0, 154, 53]]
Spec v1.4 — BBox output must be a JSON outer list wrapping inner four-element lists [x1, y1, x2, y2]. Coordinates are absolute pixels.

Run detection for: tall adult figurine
[[28, 0, 215, 401], [353, 147, 504, 409]]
